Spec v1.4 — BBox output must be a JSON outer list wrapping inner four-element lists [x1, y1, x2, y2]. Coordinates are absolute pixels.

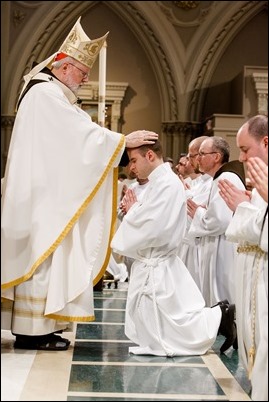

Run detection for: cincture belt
[[136, 254, 176, 357], [237, 244, 265, 380], [237, 244, 265, 255], [137, 255, 172, 267]]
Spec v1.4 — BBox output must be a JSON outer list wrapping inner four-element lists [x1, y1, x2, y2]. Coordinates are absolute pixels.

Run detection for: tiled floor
[[1, 283, 252, 401]]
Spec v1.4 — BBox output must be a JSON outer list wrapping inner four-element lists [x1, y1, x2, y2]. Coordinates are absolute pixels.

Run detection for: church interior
[[1, 1, 268, 401]]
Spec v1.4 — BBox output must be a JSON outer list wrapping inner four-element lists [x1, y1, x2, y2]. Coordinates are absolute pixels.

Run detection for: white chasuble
[[1, 77, 124, 334]]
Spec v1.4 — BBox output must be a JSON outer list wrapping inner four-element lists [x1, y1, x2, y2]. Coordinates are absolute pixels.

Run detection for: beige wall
[[82, 4, 162, 135], [1, 1, 268, 176]]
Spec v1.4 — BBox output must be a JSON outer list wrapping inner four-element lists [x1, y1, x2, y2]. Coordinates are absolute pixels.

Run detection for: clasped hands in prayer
[[187, 199, 206, 218], [218, 156, 268, 208], [188, 181, 252, 217], [246, 156, 268, 203], [119, 188, 138, 215], [218, 180, 252, 212]]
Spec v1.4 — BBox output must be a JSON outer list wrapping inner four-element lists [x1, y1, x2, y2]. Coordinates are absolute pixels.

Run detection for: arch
[[2, 1, 267, 122], [2, 1, 89, 114], [2, 1, 184, 121], [185, 1, 267, 121]]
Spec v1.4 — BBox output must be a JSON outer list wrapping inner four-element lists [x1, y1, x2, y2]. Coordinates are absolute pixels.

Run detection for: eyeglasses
[[68, 63, 89, 79], [188, 153, 199, 159], [198, 151, 218, 157]]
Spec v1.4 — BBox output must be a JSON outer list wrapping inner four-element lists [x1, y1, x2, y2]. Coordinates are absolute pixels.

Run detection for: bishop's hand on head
[[125, 130, 158, 148]]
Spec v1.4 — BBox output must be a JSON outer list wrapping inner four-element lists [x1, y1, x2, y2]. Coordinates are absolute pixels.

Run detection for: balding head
[[188, 136, 209, 173]]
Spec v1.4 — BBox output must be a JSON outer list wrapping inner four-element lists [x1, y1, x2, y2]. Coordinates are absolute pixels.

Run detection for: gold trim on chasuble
[[1, 134, 125, 294], [92, 166, 119, 286]]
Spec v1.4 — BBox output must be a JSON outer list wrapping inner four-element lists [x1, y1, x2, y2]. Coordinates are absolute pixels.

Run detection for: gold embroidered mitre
[[58, 17, 109, 69], [16, 16, 109, 110]]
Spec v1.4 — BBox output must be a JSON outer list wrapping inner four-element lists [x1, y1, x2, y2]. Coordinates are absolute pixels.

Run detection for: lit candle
[[98, 41, 107, 127]]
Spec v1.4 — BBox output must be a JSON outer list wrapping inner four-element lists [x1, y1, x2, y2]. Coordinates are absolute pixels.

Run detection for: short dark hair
[[127, 140, 163, 159]]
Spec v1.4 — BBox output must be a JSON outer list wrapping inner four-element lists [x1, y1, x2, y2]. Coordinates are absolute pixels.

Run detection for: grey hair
[[51, 56, 74, 69], [209, 136, 230, 163]]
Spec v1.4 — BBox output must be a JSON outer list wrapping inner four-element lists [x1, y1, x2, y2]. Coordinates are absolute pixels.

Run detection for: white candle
[[98, 41, 107, 127]]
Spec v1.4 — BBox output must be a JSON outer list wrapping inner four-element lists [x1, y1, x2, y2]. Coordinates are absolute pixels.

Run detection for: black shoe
[[14, 333, 70, 351], [220, 321, 237, 354], [211, 300, 230, 336], [218, 303, 237, 354], [14, 335, 40, 350], [233, 335, 238, 350], [211, 299, 229, 308], [232, 323, 238, 350]]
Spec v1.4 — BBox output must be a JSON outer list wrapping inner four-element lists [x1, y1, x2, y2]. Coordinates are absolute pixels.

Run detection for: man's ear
[[147, 150, 155, 161]]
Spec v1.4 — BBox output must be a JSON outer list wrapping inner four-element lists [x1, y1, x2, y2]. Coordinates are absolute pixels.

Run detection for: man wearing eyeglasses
[[186, 136, 246, 321], [1, 17, 158, 351]]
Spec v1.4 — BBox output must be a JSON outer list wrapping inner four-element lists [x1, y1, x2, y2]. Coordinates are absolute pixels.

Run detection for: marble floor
[[1, 282, 252, 401]]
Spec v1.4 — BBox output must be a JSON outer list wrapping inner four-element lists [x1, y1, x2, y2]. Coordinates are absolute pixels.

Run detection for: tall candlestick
[[98, 41, 107, 127]]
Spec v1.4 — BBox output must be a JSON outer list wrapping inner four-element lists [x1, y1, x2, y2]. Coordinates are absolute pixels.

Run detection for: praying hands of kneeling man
[[120, 188, 138, 214]]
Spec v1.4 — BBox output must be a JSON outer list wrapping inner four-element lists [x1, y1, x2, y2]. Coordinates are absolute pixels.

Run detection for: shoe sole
[[14, 341, 70, 351]]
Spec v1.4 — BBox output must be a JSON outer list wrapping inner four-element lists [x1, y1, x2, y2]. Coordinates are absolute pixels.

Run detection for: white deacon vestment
[[121, 179, 151, 277], [1, 74, 125, 335], [178, 174, 212, 289], [111, 163, 221, 356], [188, 171, 246, 306], [225, 190, 268, 401]]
